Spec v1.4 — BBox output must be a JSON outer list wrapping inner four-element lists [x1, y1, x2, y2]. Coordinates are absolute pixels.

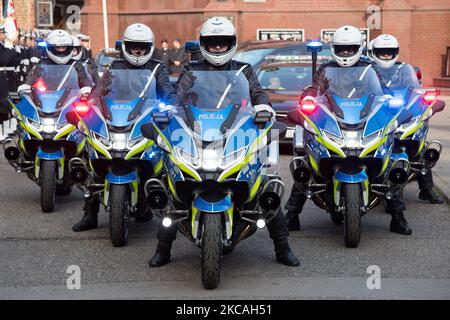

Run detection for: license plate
[[285, 129, 295, 138]]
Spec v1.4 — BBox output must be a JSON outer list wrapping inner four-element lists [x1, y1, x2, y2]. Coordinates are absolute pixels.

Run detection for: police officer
[[370, 34, 443, 205], [72, 23, 176, 232], [284, 25, 412, 236], [18, 30, 92, 99], [149, 17, 300, 268], [0, 25, 20, 124]]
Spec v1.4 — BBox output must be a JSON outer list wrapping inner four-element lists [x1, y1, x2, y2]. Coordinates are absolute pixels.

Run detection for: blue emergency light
[[307, 40, 323, 53]]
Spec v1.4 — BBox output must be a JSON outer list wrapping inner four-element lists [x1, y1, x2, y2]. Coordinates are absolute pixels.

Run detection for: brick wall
[[12, 0, 35, 29], [9, 0, 450, 86]]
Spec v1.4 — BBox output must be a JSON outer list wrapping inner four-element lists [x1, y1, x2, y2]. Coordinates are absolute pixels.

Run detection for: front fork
[[103, 171, 139, 212], [333, 174, 370, 213], [34, 149, 65, 183]]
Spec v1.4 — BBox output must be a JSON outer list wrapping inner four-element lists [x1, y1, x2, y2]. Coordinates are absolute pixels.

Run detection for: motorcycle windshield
[[323, 66, 384, 125], [33, 64, 80, 114], [176, 70, 251, 111], [378, 64, 420, 91], [104, 69, 158, 127], [176, 70, 252, 142]]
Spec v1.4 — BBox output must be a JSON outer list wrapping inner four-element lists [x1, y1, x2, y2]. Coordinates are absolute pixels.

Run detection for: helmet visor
[[48, 45, 73, 57], [373, 47, 399, 60], [201, 36, 236, 54], [333, 45, 360, 58], [124, 41, 152, 56]]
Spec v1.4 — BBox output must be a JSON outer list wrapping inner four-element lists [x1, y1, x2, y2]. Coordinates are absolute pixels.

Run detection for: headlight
[[322, 130, 344, 148], [94, 133, 111, 149], [343, 130, 361, 149], [397, 117, 419, 133], [175, 147, 199, 167], [41, 117, 57, 133], [220, 148, 245, 169], [110, 132, 128, 151], [26, 117, 41, 131], [361, 131, 381, 148], [201, 149, 220, 172]]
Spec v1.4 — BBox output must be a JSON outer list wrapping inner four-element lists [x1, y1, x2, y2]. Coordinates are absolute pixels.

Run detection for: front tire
[[109, 184, 130, 247], [39, 160, 57, 213], [201, 214, 223, 290], [343, 183, 362, 248]]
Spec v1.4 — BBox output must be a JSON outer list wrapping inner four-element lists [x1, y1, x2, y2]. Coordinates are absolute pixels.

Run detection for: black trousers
[[417, 167, 434, 190], [285, 181, 407, 214]]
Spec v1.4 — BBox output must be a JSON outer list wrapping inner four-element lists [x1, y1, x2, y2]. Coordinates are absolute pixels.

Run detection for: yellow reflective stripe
[[417, 137, 425, 156], [154, 159, 163, 176], [54, 124, 75, 140], [247, 174, 262, 202], [125, 139, 154, 160], [168, 174, 180, 202], [227, 207, 233, 238], [87, 136, 112, 159], [360, 135, 387, 158], [380, 154, 390, 176], [400, 121, 423, 140], [333, 178, 340, 206], [309, 153, 319, 174], [169, 154, 202, 182], [191, 206, 198, 238]]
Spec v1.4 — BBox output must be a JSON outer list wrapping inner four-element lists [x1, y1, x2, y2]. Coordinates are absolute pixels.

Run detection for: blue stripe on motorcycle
[[193, 194, 233, 213], [36, 149, 64, 160], [105, 171, 138, 184], [335, 169, 368, 183]]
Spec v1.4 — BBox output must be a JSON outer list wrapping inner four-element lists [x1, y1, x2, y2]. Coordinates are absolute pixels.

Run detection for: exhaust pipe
[[68, 157, 89, 183], [145, 178, 168, 209], [259, 179, 285, 211], [389, 159, 410, 185], [289, 157, 311, 183], [71, 167, 89, 183], [4, 146, 19, 161], [423, 140, 442, 165]]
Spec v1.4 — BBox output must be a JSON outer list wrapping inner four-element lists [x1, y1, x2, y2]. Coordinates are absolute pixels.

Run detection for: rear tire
[[109, 184, 130, 247], [39, 160, 57, 213], [201, 214, 223, 290], [343, 183, 362, 248]]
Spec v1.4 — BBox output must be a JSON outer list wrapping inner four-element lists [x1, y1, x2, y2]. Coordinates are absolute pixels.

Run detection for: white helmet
[[71, 35, 82, 61], [372, 34, 399, 69], [121, 23, 154, 66], [331, 25, 364, 67], [46, 29, 74, 65], [199, 17, 237, 66]]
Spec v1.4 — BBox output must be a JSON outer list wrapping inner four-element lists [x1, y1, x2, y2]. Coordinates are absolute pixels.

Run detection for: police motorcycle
[[141, 69, 286, 289], [4, 64, 86, 213], [66, 69, 163, 247], [377, 63, 445, 184], [288, 63, 415, 248]]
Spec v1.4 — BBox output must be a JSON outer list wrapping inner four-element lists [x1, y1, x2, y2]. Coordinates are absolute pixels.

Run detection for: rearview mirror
[[432, 100, 445, 114], [141, 123, 156, 141], [272, 121, 287, 139]]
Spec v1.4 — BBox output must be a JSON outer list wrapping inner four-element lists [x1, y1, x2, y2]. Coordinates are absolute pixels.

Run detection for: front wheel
[[201, 214, 223, 290], [343, 183, 362, 248], [109, 184, 130, 247], [39, 160, 57, 213]]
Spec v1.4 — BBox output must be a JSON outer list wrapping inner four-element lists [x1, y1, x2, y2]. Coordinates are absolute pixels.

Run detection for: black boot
[[275, 242, 300, 266], [285, 211, 301, 231], [419, 188, 444, 204], [72, 212, 98, 232], [149, 242, 172, 267], [390, 211, 412, 235]]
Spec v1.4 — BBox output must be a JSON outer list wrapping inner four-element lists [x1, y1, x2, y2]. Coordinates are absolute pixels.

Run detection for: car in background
[[235, 40, 332, 72], [95, 48, 121, 76], [257, 62, 315, 148]]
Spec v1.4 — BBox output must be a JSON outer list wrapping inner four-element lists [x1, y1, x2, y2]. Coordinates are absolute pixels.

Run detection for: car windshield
[[105, 69, 157, 102], [33, 64, 79, 91], [234, 48, 277, 66], [322, 66, 384, 98], [378, 64, 420, 90], [258, 65, 312, 91], [176, 70, 251, 111]]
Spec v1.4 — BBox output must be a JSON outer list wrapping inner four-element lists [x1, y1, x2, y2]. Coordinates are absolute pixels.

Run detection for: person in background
[[154, 39, 170, 66], [168, 38, 187, 76], [78, 34, 92, 60]]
